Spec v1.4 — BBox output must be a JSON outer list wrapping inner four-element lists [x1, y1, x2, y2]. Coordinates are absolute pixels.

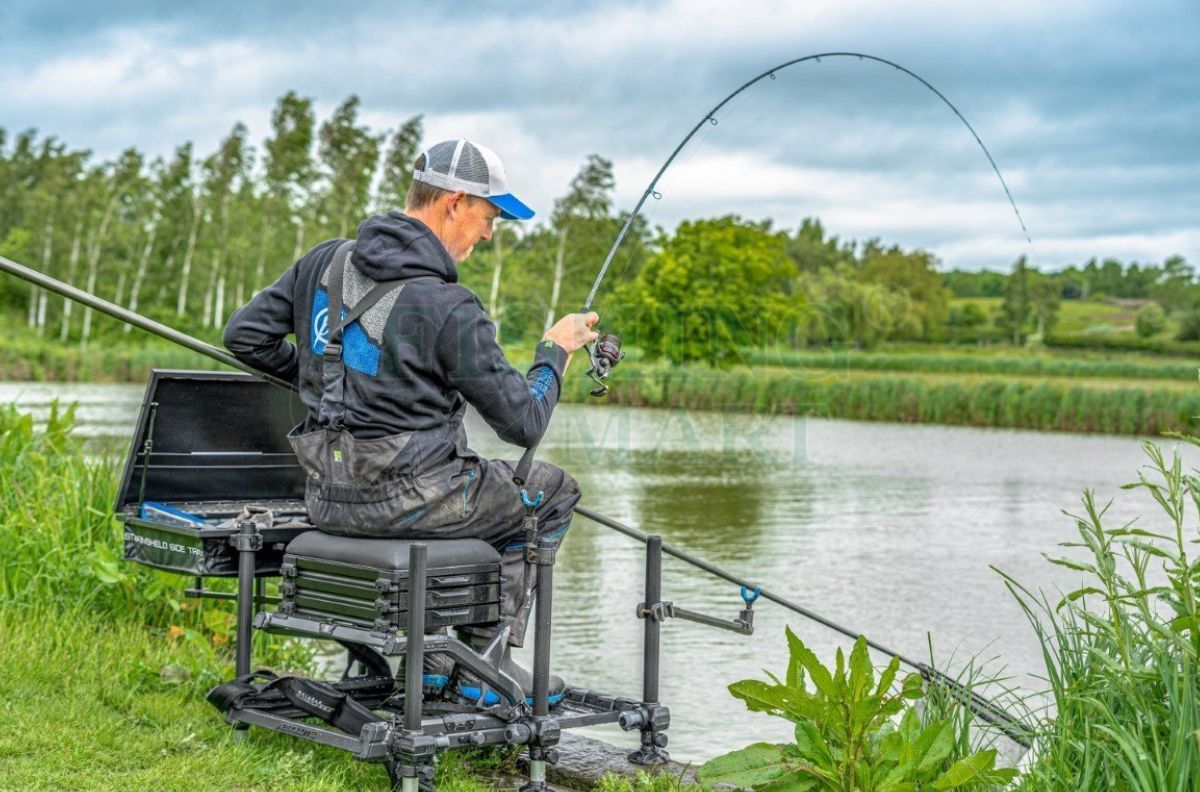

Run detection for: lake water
[[1, 380, 1184, 762]]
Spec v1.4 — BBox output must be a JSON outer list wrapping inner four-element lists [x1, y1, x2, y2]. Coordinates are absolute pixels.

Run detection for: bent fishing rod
[[0, 253, 1033, 747], [582, 51, 1032, 312]]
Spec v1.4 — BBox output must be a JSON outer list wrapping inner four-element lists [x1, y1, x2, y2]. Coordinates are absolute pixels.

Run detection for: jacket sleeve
[[436, 297, 569, 448], [222, 261, 300, 383]]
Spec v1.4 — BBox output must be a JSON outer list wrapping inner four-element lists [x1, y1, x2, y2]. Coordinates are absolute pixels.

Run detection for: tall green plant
[[998, 438, 1200, 790], [698, 629, 1016, 791]]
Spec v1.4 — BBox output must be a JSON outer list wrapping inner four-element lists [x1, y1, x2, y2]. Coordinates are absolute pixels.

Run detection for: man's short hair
[[405, 153, 448, 211]]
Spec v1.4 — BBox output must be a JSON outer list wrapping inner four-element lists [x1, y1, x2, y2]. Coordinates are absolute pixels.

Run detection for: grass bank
[[563, 362, 1200, 435], [1, 335, 219, 382], [0, 610, 513, 791], [743, 346, 1200, 382], [7, 333, 1200, 436], [0, 405, 565, 791]]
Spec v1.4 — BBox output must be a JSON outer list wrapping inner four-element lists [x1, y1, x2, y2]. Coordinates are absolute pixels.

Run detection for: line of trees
[[946, 253, 1197, 344], [0, 92, 953, 364], [946, 255, 1195, 310], [3, 92, 1190, 366], [0, 92, 422, 345]]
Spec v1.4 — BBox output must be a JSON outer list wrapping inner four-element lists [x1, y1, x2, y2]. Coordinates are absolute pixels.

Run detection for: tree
[[947, 301, 986, 328], [999, 256, 1032, 345], [787, 218, 854, 273], [1152, 255, 1196, 314], [800, 265, 919, 348], [620, 216, 801, 366], [1028, 273, 1061, 339], [376, 115, 423, 213], [1135, 303, 1166, 338], [544, 154, 615, 333], [858, 242, 949, 338], [314, 96, 382, 239], [193, 124, 250, 330], [79, 148, 145, 346], [1176, 310, 1200, 342], [263, 91, 316, 277]]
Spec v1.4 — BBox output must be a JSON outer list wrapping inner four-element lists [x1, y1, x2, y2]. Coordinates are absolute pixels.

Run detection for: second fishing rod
[[0, 252, 1034, 747]]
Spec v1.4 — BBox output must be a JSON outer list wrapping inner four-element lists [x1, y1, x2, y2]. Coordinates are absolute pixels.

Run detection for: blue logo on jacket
[[311, 289, 382, 376]]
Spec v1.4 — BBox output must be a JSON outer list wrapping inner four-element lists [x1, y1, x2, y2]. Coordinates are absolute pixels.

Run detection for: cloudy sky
[[2, 0, 1197, 271]]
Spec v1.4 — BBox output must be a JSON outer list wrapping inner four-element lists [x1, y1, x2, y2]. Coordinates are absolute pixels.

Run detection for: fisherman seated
[[223, 138, 599, 704]]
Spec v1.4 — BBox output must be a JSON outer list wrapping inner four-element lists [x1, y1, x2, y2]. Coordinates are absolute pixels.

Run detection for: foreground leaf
[[699, 743, 806, 788], [930, 749, 1017, 789]]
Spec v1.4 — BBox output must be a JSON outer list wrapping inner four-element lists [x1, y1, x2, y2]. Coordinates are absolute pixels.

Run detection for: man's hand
[[543, 312, 600, 360]]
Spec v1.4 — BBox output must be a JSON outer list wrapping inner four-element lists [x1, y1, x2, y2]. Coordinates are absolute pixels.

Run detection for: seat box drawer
[[285, 569, 501, 610], [282, 588, 501, 630]]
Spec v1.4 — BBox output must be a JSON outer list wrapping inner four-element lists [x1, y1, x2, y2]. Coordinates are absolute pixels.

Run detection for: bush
[[947, 303, 986, 328], [1175, 309, 1200, 342], [1134, 303, 1167, 337]]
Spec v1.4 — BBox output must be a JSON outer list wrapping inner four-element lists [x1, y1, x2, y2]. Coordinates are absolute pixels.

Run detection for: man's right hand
[[543, 312, 600, 355]]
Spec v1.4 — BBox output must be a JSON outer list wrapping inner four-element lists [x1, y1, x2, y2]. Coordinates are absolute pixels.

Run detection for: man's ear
[[445, 190, 468, 218]]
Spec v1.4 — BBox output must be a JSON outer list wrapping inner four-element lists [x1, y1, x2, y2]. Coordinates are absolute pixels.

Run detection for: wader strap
[[318, 240, 407, 429]]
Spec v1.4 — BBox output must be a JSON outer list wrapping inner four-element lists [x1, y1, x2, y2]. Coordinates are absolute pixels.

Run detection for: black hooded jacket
[[223, 211, 568, 473]]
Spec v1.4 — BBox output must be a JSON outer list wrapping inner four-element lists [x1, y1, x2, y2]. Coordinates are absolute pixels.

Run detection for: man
[[224, 138, 597, 705]]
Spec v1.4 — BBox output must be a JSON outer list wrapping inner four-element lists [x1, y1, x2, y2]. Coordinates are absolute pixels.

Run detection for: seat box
[[278, 532, 502, 631], [115, 370, 311, 576]]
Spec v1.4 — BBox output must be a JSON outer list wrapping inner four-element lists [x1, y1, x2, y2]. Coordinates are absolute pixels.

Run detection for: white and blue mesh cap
[[412, 139, 535, 220]]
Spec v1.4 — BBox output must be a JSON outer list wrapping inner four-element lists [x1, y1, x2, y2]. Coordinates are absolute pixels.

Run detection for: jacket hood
[[352, 211, 458, 283]]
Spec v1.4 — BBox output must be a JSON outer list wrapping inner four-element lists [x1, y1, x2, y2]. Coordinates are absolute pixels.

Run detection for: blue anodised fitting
[[520, 489, 545, 510], [741, 585, 762, 607]]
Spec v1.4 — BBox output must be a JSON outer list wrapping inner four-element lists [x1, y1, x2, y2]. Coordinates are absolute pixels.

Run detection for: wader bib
[[287, 242, 580, 644], [288, 241, 472, 537]]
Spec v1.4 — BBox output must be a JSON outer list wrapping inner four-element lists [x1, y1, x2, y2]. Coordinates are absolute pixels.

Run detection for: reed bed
[[564, 364, 1200, 435], [0, 336, 218, 382], [743, 348, 1200, 382]]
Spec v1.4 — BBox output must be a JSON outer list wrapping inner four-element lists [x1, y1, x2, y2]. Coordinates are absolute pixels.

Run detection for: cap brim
[[488, 192, 535, 221]]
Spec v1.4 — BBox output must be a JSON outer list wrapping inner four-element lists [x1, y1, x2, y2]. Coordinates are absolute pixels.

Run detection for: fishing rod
[[0, 255, 1034, 745], [519, 52, 1035, 472], [583, 51, 1032, 313], [576, 506, 1034, 748]]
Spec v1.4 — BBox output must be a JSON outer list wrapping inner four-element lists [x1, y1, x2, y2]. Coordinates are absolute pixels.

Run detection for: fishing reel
[[585, 333, 625, 397]]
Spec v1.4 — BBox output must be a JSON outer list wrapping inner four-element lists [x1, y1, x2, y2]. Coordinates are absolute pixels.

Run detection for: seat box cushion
[[284, 531, 500, 571]]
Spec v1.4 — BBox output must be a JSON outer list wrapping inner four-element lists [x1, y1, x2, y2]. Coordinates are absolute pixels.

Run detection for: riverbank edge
[[6, 337, 1199, 435], [564, 364, 1200, 436]]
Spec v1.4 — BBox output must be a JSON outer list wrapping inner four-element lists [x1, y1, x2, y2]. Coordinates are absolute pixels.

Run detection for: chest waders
[[287, 241, 424, 536]]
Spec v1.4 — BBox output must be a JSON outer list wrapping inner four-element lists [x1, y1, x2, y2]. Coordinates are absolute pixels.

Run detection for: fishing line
[[583, 51, 1033, 311]]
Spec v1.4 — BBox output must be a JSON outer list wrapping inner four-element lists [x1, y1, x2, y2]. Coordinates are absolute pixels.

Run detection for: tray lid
[[114, 369, 309, 510]]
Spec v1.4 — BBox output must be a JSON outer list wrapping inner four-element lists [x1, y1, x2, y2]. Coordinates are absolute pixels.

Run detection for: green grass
[[0, 334, 220, 382], [742, 346, 1200, 382], [564, 362, 1200, 435], [0, 609, 503, 791], [997, 441, 1200, 790], [0, 404, 684, 791], [953, 297, 1179, 339]]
